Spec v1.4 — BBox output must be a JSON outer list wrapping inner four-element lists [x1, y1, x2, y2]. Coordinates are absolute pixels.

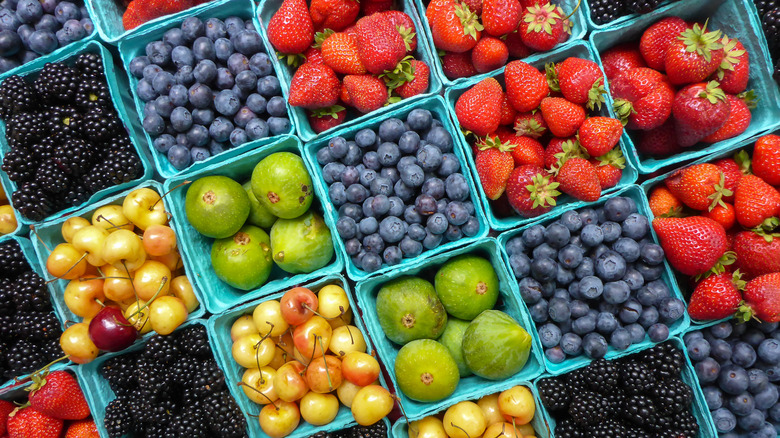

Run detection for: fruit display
[[537, 341, 702, 438], [0, 51, 145, 222], [40, 186, 199, 363], [265, 0, 433, 135], [0, 0, 93, 73], [505, 193, 687, 364], [404, 384, 540, 438], [0, 183, 18, 235], [453, 55, 628, 222], [684, 320, 779, 437], [588, 0, 682, 25], [131, 15, 291, 173], [97, 323, 248, 437], [424, 0, 579, 79]]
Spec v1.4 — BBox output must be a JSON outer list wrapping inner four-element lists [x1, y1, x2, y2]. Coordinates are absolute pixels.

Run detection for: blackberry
[[177, 324, 211, 358], [764, 8, 780, 56], [75, 78, 111, 111], [170, 354, 200, 386], [0, 315, 13, 340], [102, 353, 139, 391], [145, 334, 179, 363], [12, 181, 54, 221], [651, 377, 692, 415], [6, 339, 45, 374], [178, 403, 210, 438], [537, 376, 570, 411], [1, 146, 37, 183], [586, 418, 626, 438], [0, 279, 14, 315], [16, 270, 50, 312], [583, 358, 618, 394], [0, 75, 36, 117], [568, 391, 609, 426], [6, 112, 45, 146], [74, 52, 104, 78], [642, 342, 684, 379], [101, 147, 143, 185], [555, 417, 585, 438], [104, 397, 135, 438], [191, 359, 226, 395], [622, 394, 656, 426], [351, 420, 388, 438], [670, 409, 698, 438], [207, 392, 247, 438], [565, 367, 587, 391], [44, 105, 82, 138], [81, 110, 121, 142], [40, 338, 62, 361], [135, 358, 171, 398], [604, 388, 625, 415], [27, 312, 61, 341], [620, 359, 656, 394], [34, 63, 81, 102], [0, 240, 27, 278], [63, 179, 91, 205], [36, 158, 69, 194], [31, 137, 56, 163], [626, 0, 664, 14], [53, 137, 97, 177], [589, 0, 626, 25], [755, 0, 780, 17]]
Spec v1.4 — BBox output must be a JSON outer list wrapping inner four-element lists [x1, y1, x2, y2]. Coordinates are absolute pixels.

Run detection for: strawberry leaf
[[735, 149, 752, 174]]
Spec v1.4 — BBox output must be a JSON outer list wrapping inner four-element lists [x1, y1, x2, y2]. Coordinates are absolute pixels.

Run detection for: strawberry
[[672, 81, 730, 148], [462, 0, 483, 15], [713, 156, 743, 203], [499, 93, 517, 126], [539, 97, 585, 138], [361, 0, 393, 15], [475, 136, 516, 199], [382, 10, 418, 53], [637, 119, 682, 157], [519, 4, 564, 51], [703, 202, 736, 230], [0, 401, 12, 435], [303, 46, 324, 65], [395, 60, 430, 99], [610, 67, 675, 131], [733, 229, 780, 279], [320, 32, 367, 75], [556, 157, 601, 202], [430, 2, 482, 53], [664, 167, 685, 198], [554, 57, 606, 109], [639, 16, 689, 71], [310, 0, 360, 32], [122, 0, 192, 30], [664, 22, 724, 85], [267, 0, 314, 56], [513, 111, 547, 138], [494, 129, 544, 167], [600, 42, 647, 83], [752, 134, 780, 186], [577, 116, 622, 157], [591, 148, 626, 190], [455, 77, 504, 136], [713, 36, 749, 94], [701, 92, 754, 143], [504, 60, 549, 112], [426, 0, 454, 28], [505, 164, 560, 217], [520, 0, 549, 6], [343, 75, 388, 114], [482, 0, 521, 37], [471, 36, 509, 73], [688, 271, 744, 321], [340, 82, 351, 105], [7, 407, 63, 438], [676, 163, 731, 211], [288, 63, 341, 109], [64, 419, 99, 438], [738, 273, 780, 323], [307, 105, 347, 133], [505, 31, 534, 58], [28, 371, 90, 420], [355, 13, 408, 74], [734, 174, 780, 228], [544, 137, 572, 169], [653, 216, 728, 276], [648, 186, 683, 217], [441, 51, 478, 79]]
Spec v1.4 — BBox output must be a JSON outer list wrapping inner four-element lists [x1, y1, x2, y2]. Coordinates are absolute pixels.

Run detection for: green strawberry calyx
[[514, 112, 546, 138], [731, 269, 747, 291], [707, 171, 733, 212], [381, 56, 416, 90], [735, 149, 752, 174], [738, 90, 758, 109], [277, 51, 306, 68], [695, 250, 737, 282], [698, 81, 727, 104], [735, 300, 761, 323], [545, 63, 560, 92], [595, 148, 626, 170], [715, 36, 746, 78], [586, 78, 606, 111], [523, 4, 561, 35], [454, 3, 483, 41], [751, 217, 780, 243], [677, 20, 723, 63], [526, 173, 561, 209], [612, 98, 637, 126], [477, 136, 515, 153], [549, 139, 588, 176], [310, 105, 346, 119], [312, 29, 335, 49], [396, 25, 416, 52]]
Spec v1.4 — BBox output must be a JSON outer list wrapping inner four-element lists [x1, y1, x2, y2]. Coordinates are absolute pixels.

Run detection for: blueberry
[[531, 258, 557, 283], [582, 333, 608, 359], [558, 332, 581, 356], [208, 140, 225, 156], [234, 106, 258, 129], [422, 229, 442, 250], [744, 329, 767, 348], [710, 339, 733, 364], [720, 364, 750, 395], [186, 124, 209, 147], [639, 243, 664, 266], [406, 108, 432, 131], [208, 116, 233, 142], [328, 183, 347, 206], [345, 238, 362, 256], [544, 347, 565, 364], [581, 224, 604, 247], [444, 173, 469, 202], [636, 280, 668, 306], [571, 315, 595, 336], [686, 337, 711, 361], [626, 323, 646, 344], [346, 184, 369, 204], [163, 28, 185, 47], [27, 29, 56, 54], [757, 339, 780, 365], [753, 384, 778, 410], [182, 16, 205, 42], [738, 409, 765, 431], [188, 83, 212, 108], [604, 197, 633, 222], [532, 243, 556, 261], [414, 194, 436, 216], [553, 211, 580, 234], [596, 312, 618, 335], [35, 13, 58, 32], [437, 154, 460, 178], [598, 221, 620, 243], [234, 70, 256, 92], [579, 276, 603, 299], [658, 297, 685, 323], [426, 212, 448, 235], [143, 114, 165, 135], [377, 118, 404, 142], [444, 202, 469, 226], [229, 127, 248, 146], [425, 126, 453, 152], [603, 280, 630, 304], [263, 96, 285, 118], [174, 65, 195, 86], [528, 299, 548, 323], [153, 134, 176, 154], [370, 195, 390, 217], [167, 106, 191, 132], [595, 250, 627, 282], [622, 213, 649, 240], [522, 225, 545, 248], [612, 237, 640, 263], [339, 166, 359, 187], [579, 209, 599, 225], [556, 265, 575, 286], [53, 0, 79, 22], [505, 237, 525, 256], [349, 129, 374, 150], [542, 223, 569, 249], [233, 29, 262, 55], [399, 163, 424, 188], [167, 144, 191, 169], [387, 197, 404, 217], [190, 146, 210, 162], [757, 322, 779, 333], [379, 216, 406, 243], [747, 369, 770, 394], [647, 323, 668, 342], [539, 323, 562, 348], [362, 151, 380, 170], [591, 243, 610, 260], [378, 245, 401, 266], [339, 203, 362, 221], [0, 8, 18, 31], [771, 403, 780, 423], [336, 216, 357, 239], [363, 232, 386, 254], [145, 41, 172, 66], [548, 298, 570, 323], [621, 269, 644, 292], [370, 176, 393, 197], [619, 299, 642, 324], [575, 257, 595, 279], [59, 19, 86, 44], [733, 342, 758, 368], [517, 278, 541, 305], [361, 253, 382, 272], [224, 16, 244, 37], [703, 386, 724, 410], [712, 408, 737, 433], [419, 178, 444, 201], [727, 391, 757, 417], [610, 327, 632, 350], [171, 46, 194, 69]]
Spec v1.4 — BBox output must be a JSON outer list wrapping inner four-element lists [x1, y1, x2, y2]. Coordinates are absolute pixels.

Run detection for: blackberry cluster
[[540, 342, 699, 438], [101, 325, 247, 438], [589, 0, 678, 25], [755, 0, 780, 17], [308, 420, 388, 438], [0, 53, 143, 222], [0, 240, 63, 379]]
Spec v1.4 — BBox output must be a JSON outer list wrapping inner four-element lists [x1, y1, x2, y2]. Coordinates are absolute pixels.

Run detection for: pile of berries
[[266, 0, 431, 133], [455, 58, 626, 220], [0, 239, 63, 378], [686, 320, 779, 437], [132, 16, 291, 171], [102, 324, 247, 438], [506, 196, 686, 363], [0, 53, 144, 222], [588, 0, 679, 25], [309, 421, 388, 438], [0, 0, 93, 73], [758, 1, 780, 84], [538, 342, 700, 438], [316, 108, 481, 273]]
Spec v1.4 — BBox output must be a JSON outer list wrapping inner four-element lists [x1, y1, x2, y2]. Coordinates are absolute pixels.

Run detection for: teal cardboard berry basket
[[163, 135, 345, 315], [208, 274, 389, 438], [0, 39, 152, 229], [0, 170, 23, 237], [117, 0, 295, 179], [255, 0, 443, 143], [445, 40, 639, 232], [496, 185, 691, 376], [412, 0, 587, 89], [30, 180, 207, 341], [589, 0, 780, 174], [354, 238, 545, 421], [301, 95, 489, 283]]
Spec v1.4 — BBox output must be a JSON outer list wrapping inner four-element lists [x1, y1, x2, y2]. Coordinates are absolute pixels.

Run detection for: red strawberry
[[520, 0, 549, 6], [610, 67, 675, 131], [426, 0, 454, 28], [7, 407, 63, 438], [752, 134, 780, 186], [544, 137, 580, 171], [430, 2, 482, 53], [321, 32, 367, 75], [600, 42, 647, 83], [672, 81, 730, 147], [395, 60, 430, 99], [591, 148, 626, 190], [733, 229, 780, 279], [505, 164, 560, 217], [703, 202, 736, 230], [28, 371, 90, 420], [343, 75, 388, 113], [713, 156, 743, 203], [455, 77, 503, 136], [441, 51, 478, 79], [714, 36, 749, 94], [739, 273, 780, 323], [556, 157, 601, 202], [653, 216, 728, 276], [701, 93, 754, 143], [665, 22, 724, 85], [355, 13, 407, 74], [577, 116, 623, 158], [554, 57, 606, 110], [639, 16, 689, 71], [462, 0, 483, 15], [636, 119, 682, 157], [267, 0, 314, 55], [482, 0, 521, 37], [303, 46, 325, 65], [513, 110, 547, 138], [0, 401, 12, 435], [505, 31, 534, 58], [288, 63, 341, 109], [307, 106, 348, 133], [340, 82, 351, 105], [64, 419, 99, 438], [310, 0, 360, 32], [475, 136, 516, 199], [504, 60, 549, 112], [676, 163, 731, 211], [382, 11, 418, 53], [494, 129, 544, 167], [539, 97, 585, 138], [499, 93, 517, 125], [688, 272, 744, 321], [122, 0, 192, 30], [648, 186, 682, 217], [471, 36, 509, 73], [361, 0, 393, 15], [519, 4, 564, 51], [734, 174, 780, 228]]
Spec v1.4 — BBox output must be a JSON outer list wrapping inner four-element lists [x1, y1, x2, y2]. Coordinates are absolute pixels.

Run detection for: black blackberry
[[0, 279, 14, 315], [0, 240, 26, 278], [36, 158, 69, 194], [537, 376, 570, 411], [652, 377, 693, 415], [626, 0, 664, 14], [177, 403, 210, 438], [53, 137, 97, 177], [75, 78, 111, 111], [206, 392, 247, 438], [0, 75, 37, 117], [2, 146, 37, 183], [31, 137, 56, 163], [13, 270, 50, 312], [6, 112, 45, 146], [756, 0, 780, 17], [170, 354, 200, 386], [191, 359, 226, 395], [44, 105, 83, 138], [351, 420, 388, 438], [0, 315, 14, 340], [26, 312, 61, 341], [74, 52, 104, 78], [104, 397, 135, 437], [620, 359, 656, 394], [63, 179, 91, 205], [589, 0, 626, 25], [622, 394, 657, 426], [643, 342, 684, 379], [555, 417, 585, 438], [12, 181, 54, 221], [40, 338, 62, 361], [145, 334, 179, 363], [102, 353, 139, 391], [565, 366, 587, 391], [135, 358, 171, 398], [568, 391, 609, 426], [586, 418, 626, 438], [763, 8, 780, 56], [669, 409, 698, 438], [6, 339, 45, 374], [583, 358, 619, 394], [34, 63, 81, 102], [81, 110, 121, 142], [176, 324, 211, 358], [604, 388, 626, 415]]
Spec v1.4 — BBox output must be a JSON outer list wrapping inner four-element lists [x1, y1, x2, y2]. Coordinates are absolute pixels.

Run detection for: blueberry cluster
[[132, 16, 290, 171], [686, 320, 779, 437], [0, 0, 92, 72], [317, 109, 480, 273], [506, 197, 686, 362]]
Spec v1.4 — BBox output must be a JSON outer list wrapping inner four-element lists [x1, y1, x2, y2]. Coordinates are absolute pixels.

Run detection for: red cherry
[[88, 306, 138, 352], [280, 287, 318, 325]]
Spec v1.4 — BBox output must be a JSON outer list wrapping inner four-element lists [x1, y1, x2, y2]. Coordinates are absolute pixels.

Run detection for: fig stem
[[152, 180, 191, 210], [29, 225, 50, 252], [45, 252, 88, 284]]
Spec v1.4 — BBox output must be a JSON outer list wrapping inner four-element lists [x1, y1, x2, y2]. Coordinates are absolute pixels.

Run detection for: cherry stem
[[28, 355, 71, 381], [83, 276, 131, 281], [95, 215, 129, 231], [510, 417, 519, 438], [346, 324, 355, 345], [45, 252, 88, 284], [29, 226, 50, 252], [450, 423, 471, 438], [237, 382, 278, 408], [151, 180, 191, 211], [94, 298, 106, 308], [318, 336, 333, 389], [566, 0, 581, 20], [394, 395, 412, 432], [125, 276, 169, 320], [123, 261, 141, 316], [301, 302, 345, 321]]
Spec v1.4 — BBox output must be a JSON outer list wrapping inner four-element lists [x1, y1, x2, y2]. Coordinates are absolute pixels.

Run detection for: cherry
[[280, 287, 318, 325], [88, 306, 138, 352]]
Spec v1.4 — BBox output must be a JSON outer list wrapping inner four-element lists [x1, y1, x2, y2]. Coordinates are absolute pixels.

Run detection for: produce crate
[[163, 135, 345, 314], [413, 0, 587, 89], [117, 0, 294, 179], [497, 185, 691, 375], [0, 39, 153, 228], [255, 0, 443, 143], [208, 273, 388, 438], [85, 0, 215, 43], [445, 40, 638, 232], [589, 0, 780, 174], [30, 180, 207, 341], [354, 238, 545, 420], [302, 95, 489, 282]]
